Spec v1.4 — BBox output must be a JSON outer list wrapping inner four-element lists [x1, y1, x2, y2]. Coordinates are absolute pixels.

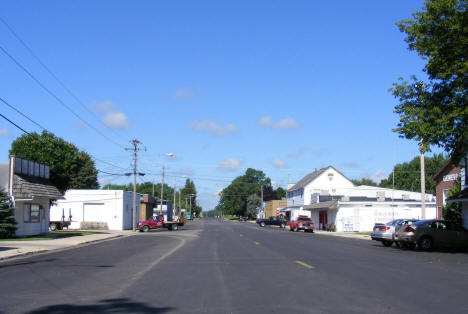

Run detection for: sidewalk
[[232, 219, 371, 240], [0, 230, 135, 261]]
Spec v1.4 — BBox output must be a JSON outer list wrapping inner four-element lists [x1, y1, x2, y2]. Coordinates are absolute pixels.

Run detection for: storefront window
[[23, 204, 41, 223]]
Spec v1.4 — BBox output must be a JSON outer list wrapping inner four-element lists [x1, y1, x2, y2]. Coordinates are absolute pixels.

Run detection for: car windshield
[[298, 218, 311, 222]]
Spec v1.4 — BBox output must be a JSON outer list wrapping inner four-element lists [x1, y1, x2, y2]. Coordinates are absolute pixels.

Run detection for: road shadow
[[26, 298, 174, 314], [0, 247, 16, 252], [0, 258, 56, 268]]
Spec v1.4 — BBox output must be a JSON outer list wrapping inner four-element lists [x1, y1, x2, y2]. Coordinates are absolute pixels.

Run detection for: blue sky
[[0, 0, 444, 210]]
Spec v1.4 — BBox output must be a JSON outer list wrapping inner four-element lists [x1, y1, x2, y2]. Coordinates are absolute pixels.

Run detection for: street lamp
[[157, 153, 176, 216]]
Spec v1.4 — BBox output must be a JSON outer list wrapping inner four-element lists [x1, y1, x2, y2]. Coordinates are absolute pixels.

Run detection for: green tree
[[442, 177, 462, 226], [391, 0, 467, 161], [275, 187, 286, 199], [379, 153, 448, 195], [246, 194, 261, 219], [351, 178, 378, 187], [180, 178, 200, 214], [9, 131, 98, 192], [217, 168, 270, 216], [102, 181, 175, 203], [0, 189, 16, 238]]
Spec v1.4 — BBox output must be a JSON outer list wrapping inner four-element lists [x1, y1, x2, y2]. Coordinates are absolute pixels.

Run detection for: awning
[[302, 201, 339, 210]]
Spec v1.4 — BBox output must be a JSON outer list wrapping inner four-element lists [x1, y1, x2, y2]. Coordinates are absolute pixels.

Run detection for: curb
[[0, 233, 129, 262]]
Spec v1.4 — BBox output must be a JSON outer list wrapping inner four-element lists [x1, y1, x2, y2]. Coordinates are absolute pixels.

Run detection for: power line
[[0, 97, 47, 131], [0, 45, 125, 149], [0, 112, 31, 135], [0, 16, 130, 144]]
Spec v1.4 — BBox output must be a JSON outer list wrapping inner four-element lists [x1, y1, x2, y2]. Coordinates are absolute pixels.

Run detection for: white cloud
[[99, 177, 110, 186], [91, 101, 130, 130], [371, 168, 387, 183], [271, 180, 280, 189], [343, 161, 359, 169], [102, 111, 129, 129], [271, 158, 288, 169], [172, 88, 192, 100], [0, 126, 10, 137], [190, 120, 237, 137], [258, 116, 299, 130], [218, 158, 243, 171], [178, 168, 195, 176], [288, 147, 307, 158]]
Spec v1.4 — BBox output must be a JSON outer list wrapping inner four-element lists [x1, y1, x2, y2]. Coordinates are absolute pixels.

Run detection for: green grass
[[0, 231, 99, 241], [224, 215, 240, 220], [356, 232, 372, 236]]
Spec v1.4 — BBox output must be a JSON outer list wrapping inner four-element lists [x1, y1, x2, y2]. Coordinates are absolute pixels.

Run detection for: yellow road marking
[[254, 241, 261, 245], [240, 234, 244, 237], [296, 260, 314, 269]]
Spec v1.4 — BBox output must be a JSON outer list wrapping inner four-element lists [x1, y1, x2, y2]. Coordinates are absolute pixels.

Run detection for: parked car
[[290, 216, 314, 233], [371, 219, 407, 247], [257, 216, 287, 228], [392, 219, 419, 247], [395, 219, 468, 251]]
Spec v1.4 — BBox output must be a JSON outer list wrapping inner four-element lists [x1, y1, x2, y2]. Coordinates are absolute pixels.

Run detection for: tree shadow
[[27, 298, 174, 314]]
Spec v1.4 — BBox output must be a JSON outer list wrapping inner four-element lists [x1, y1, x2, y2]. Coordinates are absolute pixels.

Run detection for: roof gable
[[289, 166, 353, 191]]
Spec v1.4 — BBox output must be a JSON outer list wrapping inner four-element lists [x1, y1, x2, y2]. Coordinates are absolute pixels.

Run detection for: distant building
[[447, 153, 468, 229], [263, 199, 287, 218], [286, 166, 436, 232], [432, 160, 461, 219], [0, 156, 62, 237], [50, 189, 140, 230]]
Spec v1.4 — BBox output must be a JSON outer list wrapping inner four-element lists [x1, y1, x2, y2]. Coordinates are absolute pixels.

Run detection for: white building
[[50, 189, 140, 230], [286, 166, 437, 232]]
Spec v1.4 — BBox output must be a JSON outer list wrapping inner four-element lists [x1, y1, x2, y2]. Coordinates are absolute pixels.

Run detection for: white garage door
[[83, 203, 107, 222]]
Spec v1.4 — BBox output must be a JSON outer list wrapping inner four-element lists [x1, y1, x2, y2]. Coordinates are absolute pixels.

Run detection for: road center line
[[254, 241, 261, 245], [296, 260, 314, 269]]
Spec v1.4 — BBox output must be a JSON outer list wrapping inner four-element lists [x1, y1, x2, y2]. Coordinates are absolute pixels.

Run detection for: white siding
[[50, 190, 140, 231]]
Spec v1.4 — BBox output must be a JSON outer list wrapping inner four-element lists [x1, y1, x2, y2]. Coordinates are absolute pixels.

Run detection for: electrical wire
[[0, 16, 130, 144], [0, 45, 125, 149]]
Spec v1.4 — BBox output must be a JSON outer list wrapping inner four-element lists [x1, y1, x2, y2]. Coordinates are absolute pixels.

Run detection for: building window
[[24, 204, 41, 223]]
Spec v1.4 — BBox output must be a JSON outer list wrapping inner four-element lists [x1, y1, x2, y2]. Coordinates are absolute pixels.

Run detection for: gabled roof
[[288, 168, 326, 191], [12, 174, 63, 199], [432, 160, 460, 182], [288, 166, 352, 191]]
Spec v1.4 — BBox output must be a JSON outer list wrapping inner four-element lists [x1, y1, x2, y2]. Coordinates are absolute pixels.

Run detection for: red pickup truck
[[138, 215, 180, 232], [290, 216, 315, 233]]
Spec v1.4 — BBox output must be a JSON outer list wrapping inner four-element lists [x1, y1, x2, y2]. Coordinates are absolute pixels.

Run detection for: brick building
[[432, 161, 461, 219]]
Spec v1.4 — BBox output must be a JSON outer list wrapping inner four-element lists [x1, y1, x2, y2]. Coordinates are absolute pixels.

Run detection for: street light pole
[[160, 166, 164, 214]]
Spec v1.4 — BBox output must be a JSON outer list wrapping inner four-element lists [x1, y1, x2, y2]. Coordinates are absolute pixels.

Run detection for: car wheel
[[280, 223, 285, 228], [49, 223, 57, 231], [143, 225, 150, 232], [382, 240, 393, 247], [173, 224, 178, 231], [418, 236, 433, 251], [260, 222, 265, 227], [395, 241, 401, 248]]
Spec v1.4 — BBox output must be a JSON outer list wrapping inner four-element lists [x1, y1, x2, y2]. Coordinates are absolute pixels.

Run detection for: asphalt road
[[1, 219, 468, 314]]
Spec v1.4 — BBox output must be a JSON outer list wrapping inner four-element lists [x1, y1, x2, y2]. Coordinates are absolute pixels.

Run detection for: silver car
[[371, 219, 403, 247]]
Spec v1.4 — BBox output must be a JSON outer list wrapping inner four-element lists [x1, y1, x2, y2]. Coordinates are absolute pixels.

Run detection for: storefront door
[[319, 210, 328, 230]]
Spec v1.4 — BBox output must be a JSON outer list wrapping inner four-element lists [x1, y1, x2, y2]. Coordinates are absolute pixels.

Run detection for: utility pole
[[160, 167, 165, 214], [173, 179, 177, 216], [125, 139, 146, 231], [260, 185, 264, 219], [420, 137, 426, 219], [415, 81, 426, 219]]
